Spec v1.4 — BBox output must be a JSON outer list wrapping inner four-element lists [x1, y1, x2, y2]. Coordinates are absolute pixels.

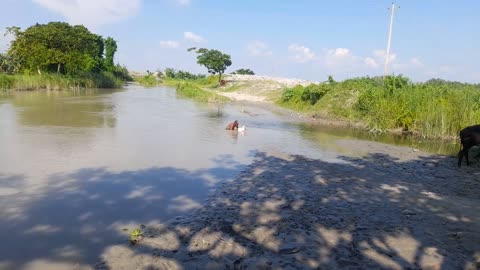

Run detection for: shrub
[[301, 84, 332, 105], [232, 68, 255, 75], [163, 68, 206, 80], [278, 75, 480, 138]]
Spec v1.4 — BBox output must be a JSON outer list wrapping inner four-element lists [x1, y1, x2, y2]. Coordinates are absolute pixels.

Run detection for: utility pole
[[384, 2, 396, 76]]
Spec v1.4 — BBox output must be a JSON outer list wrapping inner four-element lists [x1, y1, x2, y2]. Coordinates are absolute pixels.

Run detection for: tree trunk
[[57, 63, 61, 74], [37, 67, 42, 75], [218, 72, 223, 83]]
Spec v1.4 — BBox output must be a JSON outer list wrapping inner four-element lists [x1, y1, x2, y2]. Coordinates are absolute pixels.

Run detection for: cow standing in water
[[226, 120, 239, 130]]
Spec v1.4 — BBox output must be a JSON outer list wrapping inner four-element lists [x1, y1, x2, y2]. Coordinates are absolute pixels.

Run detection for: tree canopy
[[189, 47, 232, 82], [104, 37, 117, 72], [5, 22, 118, 76]]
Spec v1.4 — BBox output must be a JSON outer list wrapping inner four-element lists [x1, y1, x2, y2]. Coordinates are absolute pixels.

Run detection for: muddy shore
[[95, 144, 480, 270]]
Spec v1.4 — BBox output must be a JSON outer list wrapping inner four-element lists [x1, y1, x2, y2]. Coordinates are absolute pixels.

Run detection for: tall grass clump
[[0, 72, 123, 91], [175, 82, 229, 103], [163, 74, 219, 89], [135, 74, 159, 87], [278, 75, 480, 139], [278, 83, 333, 111]]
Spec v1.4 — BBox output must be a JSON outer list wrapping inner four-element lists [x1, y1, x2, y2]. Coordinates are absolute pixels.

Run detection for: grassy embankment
[[277, 76, 480, 139], [133, 70, 230, 103], [0, 72, 124, 91], [167, 76, 230, 103]]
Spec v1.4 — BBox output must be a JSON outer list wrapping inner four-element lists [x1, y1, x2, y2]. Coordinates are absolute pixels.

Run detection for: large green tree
[[7, 22, 105, 75], [188, 47, 232, 82], [104, 37, 117, 72]]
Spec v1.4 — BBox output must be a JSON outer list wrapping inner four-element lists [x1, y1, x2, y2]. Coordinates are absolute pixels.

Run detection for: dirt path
[[95, 144, 480, 270]]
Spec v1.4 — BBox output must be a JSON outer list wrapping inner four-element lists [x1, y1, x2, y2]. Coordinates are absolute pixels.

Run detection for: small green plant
[[129, 228, 143, 245], [281, 87, 296, 101]]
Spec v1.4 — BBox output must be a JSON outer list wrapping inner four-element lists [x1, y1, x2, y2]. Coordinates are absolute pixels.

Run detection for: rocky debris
[[225, 74, 317, 87]]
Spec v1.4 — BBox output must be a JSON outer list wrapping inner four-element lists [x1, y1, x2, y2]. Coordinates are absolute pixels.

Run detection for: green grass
[[175, 82, 230, 103], [277, 76, 480, 139], [162, 75, 220, 89], [134, 74, 159, 87], [0, 72, 123, 91]]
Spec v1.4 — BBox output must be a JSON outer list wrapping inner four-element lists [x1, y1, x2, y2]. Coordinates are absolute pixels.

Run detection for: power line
[[384, 1, 397, 76]]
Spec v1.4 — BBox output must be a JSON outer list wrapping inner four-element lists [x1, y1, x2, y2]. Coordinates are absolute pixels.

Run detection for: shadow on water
[[0, 154, 249, 270], [92, 151, 479, 270]]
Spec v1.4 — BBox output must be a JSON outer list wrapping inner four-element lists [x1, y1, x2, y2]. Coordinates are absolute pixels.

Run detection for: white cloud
[[364, 57, 378, 68], [33, 0, 142, 29], [331, 48, 350, 57], [324, 47, 361, 69], [159, 40, 180, 49], [246, 41, 272, 57], [183, 31, 206, 43], [288, 44, 315, 63], [176, 0, 190, 6]]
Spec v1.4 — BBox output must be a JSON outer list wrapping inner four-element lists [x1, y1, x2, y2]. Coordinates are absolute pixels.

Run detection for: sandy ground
[[217, 75, 316, 103], [94, 142, 480, 270]]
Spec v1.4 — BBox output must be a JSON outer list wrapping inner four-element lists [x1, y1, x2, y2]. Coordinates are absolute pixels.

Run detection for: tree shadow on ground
[[0, 154, 246, 270], [96, 151, 479, 270]]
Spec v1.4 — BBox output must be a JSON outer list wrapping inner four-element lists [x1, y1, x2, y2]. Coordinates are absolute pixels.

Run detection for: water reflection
[[298, 123, 459, 155], [11, 90, 117, 128]]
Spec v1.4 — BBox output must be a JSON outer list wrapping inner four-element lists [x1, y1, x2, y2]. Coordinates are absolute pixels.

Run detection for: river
[[0, 84, 458, 269]]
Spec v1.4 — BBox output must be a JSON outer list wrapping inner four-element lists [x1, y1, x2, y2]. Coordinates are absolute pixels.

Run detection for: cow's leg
[[458, 147, 464, 167], [465, 146, 471, 166]]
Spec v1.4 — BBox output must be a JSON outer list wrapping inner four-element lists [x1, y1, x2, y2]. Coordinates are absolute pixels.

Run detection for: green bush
[[301, 84, 332, 105], [232, 68, 255, 75], [112, 65, 133, 81], [0, 74, 15, 90], [163, 68, 206, 80], [136, 74, 158, 87], [277, 75, 480, 139]]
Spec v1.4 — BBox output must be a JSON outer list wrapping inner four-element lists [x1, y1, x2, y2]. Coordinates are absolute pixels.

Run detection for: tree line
[[0, 22, 130, 81]]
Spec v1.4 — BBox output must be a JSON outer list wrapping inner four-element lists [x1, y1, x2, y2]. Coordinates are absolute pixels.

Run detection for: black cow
[[458, 125, 480, 167]]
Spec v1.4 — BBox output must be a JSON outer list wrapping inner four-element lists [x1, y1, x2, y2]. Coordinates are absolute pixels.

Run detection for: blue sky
[[1, 0, 479, 82]]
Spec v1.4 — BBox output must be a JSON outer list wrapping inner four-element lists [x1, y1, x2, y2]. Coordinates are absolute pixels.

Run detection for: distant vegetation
[[278, 75, 480, 139], [231, 68, 255, 75], [0, 73, 122, 90], [164, 68, 206, 80], [175, 82, 229, 103], [0, 22, 131, 90]]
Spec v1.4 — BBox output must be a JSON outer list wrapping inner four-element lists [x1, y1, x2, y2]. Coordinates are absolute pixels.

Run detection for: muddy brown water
[[0, 84, 459, 269]]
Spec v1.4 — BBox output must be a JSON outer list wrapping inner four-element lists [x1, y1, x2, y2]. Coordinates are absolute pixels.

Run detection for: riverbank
[[96, 146, 480, 270], [213, 75, 480, 140], [0, 72, 124, 91]]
